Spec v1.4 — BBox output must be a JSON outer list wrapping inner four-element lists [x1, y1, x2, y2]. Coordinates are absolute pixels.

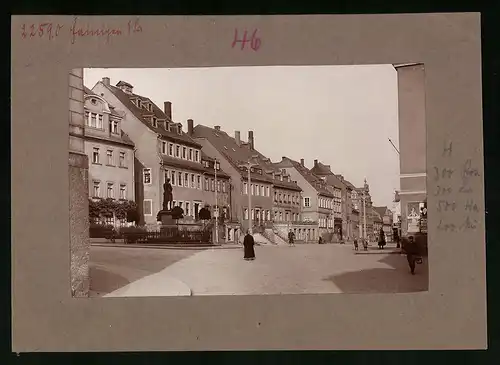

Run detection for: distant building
[[310, 160, 347, 241], [190, 123, 306, 243], [275, 157, 335, 241], [91, 78, 230, 227], [373, 206, 394, 242], [83, 86, 136, 226]]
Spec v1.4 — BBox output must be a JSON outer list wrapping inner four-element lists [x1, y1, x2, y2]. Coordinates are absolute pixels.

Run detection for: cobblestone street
[[90, 244, 428, 297]]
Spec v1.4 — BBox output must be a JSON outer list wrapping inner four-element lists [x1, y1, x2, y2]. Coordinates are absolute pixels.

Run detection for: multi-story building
[[83, 86, 136, 226], [310, 160, 345, 241], [275, 157, 335, 241], [393, 63, 426, 237], [371, 207, 383, 239], [374, 206, 394, 242], [189, 123, 305, 242], [338, 177, 357, 241], [91, 78, 230, 227]]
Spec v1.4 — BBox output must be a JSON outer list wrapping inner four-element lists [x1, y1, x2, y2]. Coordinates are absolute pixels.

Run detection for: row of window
[[241, 209, 301, 222], [143, 199, 204, 217], [92, 181, 128, 199], [160, 141, 201, 163], [141, 168, 228, 193], [274, 191, 301, 205], [319, 217, 334, 228], [92, 147, 128, 167], [85, 111, 120, 134], [243, 182, 271, 197]]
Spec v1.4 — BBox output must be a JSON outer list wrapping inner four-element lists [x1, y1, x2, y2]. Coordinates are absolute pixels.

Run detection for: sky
[[84, 65, 400, 208]]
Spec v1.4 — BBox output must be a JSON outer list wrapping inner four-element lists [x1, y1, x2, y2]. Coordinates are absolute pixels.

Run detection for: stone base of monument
[[156, 210, 176, 226]]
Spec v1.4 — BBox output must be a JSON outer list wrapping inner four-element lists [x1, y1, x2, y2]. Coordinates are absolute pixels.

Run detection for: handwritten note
[[19, 17, 143, 44], [434, 140, 482, 233], [232, 29, 261, 51]]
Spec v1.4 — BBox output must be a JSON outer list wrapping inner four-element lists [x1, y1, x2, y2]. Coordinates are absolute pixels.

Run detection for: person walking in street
[[353, 238, 359, 251], [243, 230, 256, 261], [318, 236, 323, 244], [378, 227, 386, 249], [403, 235, 421, 275], [362, 238, 368, 251], [288, 230, 295, 247]]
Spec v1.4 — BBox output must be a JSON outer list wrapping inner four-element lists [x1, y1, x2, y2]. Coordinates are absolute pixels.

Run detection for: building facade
[[275, 157, 335, 241], [393, 63, 427, 237], [374, 206, 394, 242], [310, 160, 346, 241], [92, 78, 230, 227], [190, 124, 311, 242], [83, 87, 136, 225]]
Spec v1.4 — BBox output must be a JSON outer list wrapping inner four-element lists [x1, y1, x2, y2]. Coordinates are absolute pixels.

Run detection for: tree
[[171, 206, 184, 220], [88, 198, 138, 225], [199, 207, 211, 220]]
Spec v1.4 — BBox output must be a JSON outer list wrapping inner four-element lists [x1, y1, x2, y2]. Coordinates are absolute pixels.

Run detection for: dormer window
[[177, 125, 182, 134], [110, 120, 119, 134], [152, 117, 158, 128]]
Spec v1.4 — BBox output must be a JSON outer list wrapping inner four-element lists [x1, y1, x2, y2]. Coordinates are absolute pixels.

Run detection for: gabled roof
[[342, 179, 356, 190], [160, 154, 230, 179], [310, 161, 350, 190], [98, 81, 202, 149], [192, 125, 302, 191], [276, 157, 334, 197], [84, 86, 122, 117]]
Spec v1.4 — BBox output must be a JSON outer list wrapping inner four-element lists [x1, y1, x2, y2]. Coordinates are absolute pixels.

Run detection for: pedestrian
[[353, 238, 359, 251], [362, 238, 368, 251], [403, 235, 421, 275], [288, 230, 295, 247], [378, 227, 386, 249], [318, 236, 323, 244], [243, 230, 256, 261]]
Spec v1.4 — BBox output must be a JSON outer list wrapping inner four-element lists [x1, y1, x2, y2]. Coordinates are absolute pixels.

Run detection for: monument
[[156, 178, 176, 226]]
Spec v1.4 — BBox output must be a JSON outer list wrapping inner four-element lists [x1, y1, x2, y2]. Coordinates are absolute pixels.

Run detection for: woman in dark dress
[[243, 230, 256, 260], [378, 228, 386, 249]]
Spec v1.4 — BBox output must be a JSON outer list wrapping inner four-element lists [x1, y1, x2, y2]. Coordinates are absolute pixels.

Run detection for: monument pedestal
[[157, 210, 176, 226]]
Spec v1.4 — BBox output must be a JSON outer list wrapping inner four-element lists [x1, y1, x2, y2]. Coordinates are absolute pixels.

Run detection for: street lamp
[[238, 159, 259, 235]]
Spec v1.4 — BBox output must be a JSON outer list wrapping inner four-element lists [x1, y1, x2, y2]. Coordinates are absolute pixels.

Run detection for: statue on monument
[[162, 178, 173, 211]]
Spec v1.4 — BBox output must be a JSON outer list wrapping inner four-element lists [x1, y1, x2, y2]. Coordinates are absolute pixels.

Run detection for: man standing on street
[[288, 230, 295, 247], [403, 235, 421, 275], [243, 230, 256, 261]]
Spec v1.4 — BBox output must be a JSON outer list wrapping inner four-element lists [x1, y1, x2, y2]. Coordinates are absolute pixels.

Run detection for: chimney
[[187, 119, 194, 136], [300, 158, 304, 166], [214, 125, 221, 131], [102, 77, 110, 86], [248, 131, 254, 150], [164, 101, 172, 119], [314, 159, 318, 166], [235, 131, 241, 146]]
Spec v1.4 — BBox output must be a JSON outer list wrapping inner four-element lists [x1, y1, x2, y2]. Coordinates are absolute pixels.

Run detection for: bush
[[199, 207, 211, 220], [89, 223, 116, 239], [171, 206, 184, 220]]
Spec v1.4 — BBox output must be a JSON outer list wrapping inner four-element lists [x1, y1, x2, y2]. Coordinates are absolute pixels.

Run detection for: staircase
[[261, 228, 287, 245]]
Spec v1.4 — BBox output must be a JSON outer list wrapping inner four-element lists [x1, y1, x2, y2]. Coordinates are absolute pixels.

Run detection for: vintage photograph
[[69, 64, 428, 297]]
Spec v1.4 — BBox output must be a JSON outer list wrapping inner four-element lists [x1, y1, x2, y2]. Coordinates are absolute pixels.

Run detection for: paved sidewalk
[[105, 244, 427, 296], [104, 273, 192, 297]]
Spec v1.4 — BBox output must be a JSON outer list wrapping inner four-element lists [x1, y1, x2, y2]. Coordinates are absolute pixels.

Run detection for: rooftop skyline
[[84, 65, 400, 207]]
